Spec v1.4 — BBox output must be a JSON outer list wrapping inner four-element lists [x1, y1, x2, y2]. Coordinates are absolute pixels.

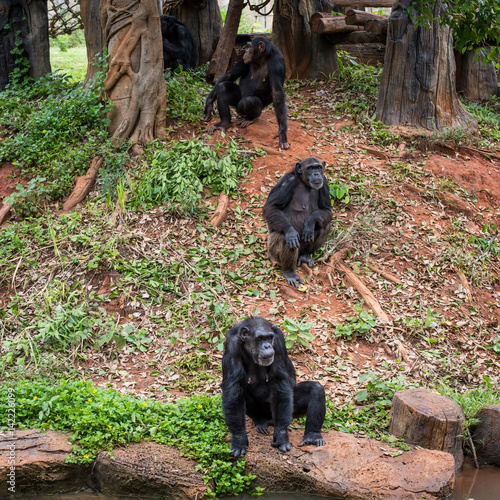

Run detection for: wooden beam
[[365, 18, 389, 35], [326, 31, 386, 45], [310, 13, 363, 35], [334, 0, 395, 6], [345, 8, 387, 26]]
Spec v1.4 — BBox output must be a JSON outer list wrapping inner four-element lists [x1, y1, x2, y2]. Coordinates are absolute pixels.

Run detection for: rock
[[389, 388, 465, 470], [471, 404, 500, 466], [91, 441, 208, 500], [244, 428, 455, 499], [0, 430, 89, 494]]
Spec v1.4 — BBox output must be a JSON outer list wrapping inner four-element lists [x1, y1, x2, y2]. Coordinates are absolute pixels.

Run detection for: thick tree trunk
[[376, 0, 477, 131], [100, 0, 167, 144], [471, 405, 500, 466], [455, 48, 499, 101], [168, 0, 222, 65], [389, 388, 465, 470], [0, 0, 50, 88], [206, 0, 243, 82], [81, 0, 105, 86], [273, 0, 339, 79]]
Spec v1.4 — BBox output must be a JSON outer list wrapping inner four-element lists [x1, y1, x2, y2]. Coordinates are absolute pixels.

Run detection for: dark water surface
[[13, 465, 500, 500]]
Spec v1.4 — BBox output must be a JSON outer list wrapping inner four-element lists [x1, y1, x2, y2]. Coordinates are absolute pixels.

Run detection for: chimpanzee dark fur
[[221, 317, 326, 456], [160, 15, 198, 71], [263, 157, 332, 287]]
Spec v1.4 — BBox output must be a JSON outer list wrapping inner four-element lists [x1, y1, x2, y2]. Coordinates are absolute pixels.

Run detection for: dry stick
[[11, 256, 23, 292], [336, 260, 391, 323], [327, 273, 334, 287], [367, 262, 402, 285], [456, 268, 473, 302], [467, 430, 480, 469], [319, 247, 350, 265], [300, 263, 313, 279], [209, 193, 229, 227]]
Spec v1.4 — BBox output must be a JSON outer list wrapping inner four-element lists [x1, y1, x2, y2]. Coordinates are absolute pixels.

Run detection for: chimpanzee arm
[[221, 332, 249, 456], [202, 61, 249, 120], [270, 377, 293, 452], [303, 182, 332, 240], [269, 70, 289, 150], [263, 173, 301, 248]]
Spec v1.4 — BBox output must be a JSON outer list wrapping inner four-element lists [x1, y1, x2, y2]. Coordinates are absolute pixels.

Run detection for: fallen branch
[[368, 262, 402, 284], [0, 201, 11, 225], [336, 260, 391, 323], [210, 193, 229, 227], [318, 246, 350, 264], [456, 268, 473, 303], [63, 156, 103, 211], [300, 262, 313, 278]]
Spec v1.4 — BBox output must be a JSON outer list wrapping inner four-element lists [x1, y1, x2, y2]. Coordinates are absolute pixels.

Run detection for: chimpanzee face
[[240, 319, 275, 366], [243, 45, 254, 64], [295, 157, 326, 190], [243, 40, 266, 64]]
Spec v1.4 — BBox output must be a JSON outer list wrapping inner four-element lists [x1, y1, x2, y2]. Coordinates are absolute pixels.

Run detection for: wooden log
[[209, 192, 229, 227], [368, 262, 402, 284], [326, 31, 386, 45], [310, 14, 362, 35], [336, 259, 391, 323], [334, 0, 395, 6], [390, 388, 465, 470], [471, 405, 500, 466], [345, 8, 387, 26], [365, 18, 389, 35], [0, 201, 11, 225], [337, 42, 386, 65], [62, 156, 103, 211]]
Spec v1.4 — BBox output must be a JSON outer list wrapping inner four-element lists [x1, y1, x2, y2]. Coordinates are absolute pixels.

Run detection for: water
[[13, 465, 500, 500]]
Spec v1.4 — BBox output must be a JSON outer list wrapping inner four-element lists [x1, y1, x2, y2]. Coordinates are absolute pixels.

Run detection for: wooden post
[[206, 0, 244, 82], [390, 388, 465, 470]]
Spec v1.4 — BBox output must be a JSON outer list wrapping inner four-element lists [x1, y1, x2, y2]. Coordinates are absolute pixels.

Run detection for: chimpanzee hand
[[285, 228, 300, 248], [271, 427, 291, 452], [230, 433, 249, 457], [302, 225, 314, 242], [201, 104, 213, 122], [273, 131, 290, 150], [298, 431, 326, 447]]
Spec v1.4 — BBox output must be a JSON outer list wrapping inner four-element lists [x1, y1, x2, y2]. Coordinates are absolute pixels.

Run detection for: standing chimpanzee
[[160, 15, 198, 71], [221, 316, 326, 456], [202, 37, 289, 150], [263, 157, 332, 287]]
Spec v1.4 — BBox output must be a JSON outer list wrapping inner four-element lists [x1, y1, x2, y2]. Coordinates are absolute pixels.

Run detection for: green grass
[[50, 45, 87, 82]]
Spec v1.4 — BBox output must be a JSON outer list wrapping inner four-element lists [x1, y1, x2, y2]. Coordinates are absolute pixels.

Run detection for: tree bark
[[455, 47, 499, 102], [81, 0, 105, 86], [390, 388, 465, 470], [168, 0, 222, 65], [376, 0, 477, 131], [206, 0, 244, 82], [273, 0, 339, 79], [471, 405, 500, 466], [100, 0, 167, 145]]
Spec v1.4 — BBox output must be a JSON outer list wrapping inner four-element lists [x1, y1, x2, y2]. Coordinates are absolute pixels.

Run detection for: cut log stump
[[390, 388, 465, 470], [471, 405, 500, 466]]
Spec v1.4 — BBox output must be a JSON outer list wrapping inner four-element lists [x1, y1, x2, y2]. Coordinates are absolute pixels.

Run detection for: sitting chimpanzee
[[160, 15, 198, 71], [263, 156, 332, 287], [202, 37, 289, 150], [221, 316, 326, 456]]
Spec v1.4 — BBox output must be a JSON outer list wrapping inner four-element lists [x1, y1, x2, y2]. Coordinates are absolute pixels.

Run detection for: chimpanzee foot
[[207, 122, 230, 134], [230, 433, 249, 457], [297, 254, 314, 267], [283, 271, 303, 287], [237, 117, 258, 128], [298, 432, 325, 447]]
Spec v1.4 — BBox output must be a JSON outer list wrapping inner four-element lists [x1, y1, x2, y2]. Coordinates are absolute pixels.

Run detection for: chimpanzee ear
[[294, 162, 302, 175], [239, 326, 250, 340], [258, 41, 266, 53], [322, 160, 326, 169]]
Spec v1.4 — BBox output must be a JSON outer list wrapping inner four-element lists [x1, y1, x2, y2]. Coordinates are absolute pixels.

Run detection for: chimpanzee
[[202, 37, 289, 150], [160, 15, 198, 71], [262, 157, 332, 287], [221, 316, 326, 456]]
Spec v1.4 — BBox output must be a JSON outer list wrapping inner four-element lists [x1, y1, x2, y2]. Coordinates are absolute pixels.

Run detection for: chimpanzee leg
[[293, 381, 326, 447], [267, 232, 302, 287], [246, 393, 273, 435], [207, 82, 242, 133], [237, 96, 264, 127], [297, 223, 330, 267]]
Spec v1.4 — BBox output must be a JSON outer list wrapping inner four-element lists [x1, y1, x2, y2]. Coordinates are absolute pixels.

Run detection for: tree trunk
[[168, 0, 222, 66], [0, 0, 50, 89], [81, 0, 105, 86], [376, 0, 477, 131], [471, 405, 500, 466], [100, 0, 167, 145], [455, 47, 499, 101], [389, 388, 465, 470], [206, 0, 244, 82], [273, 0, 339, 79]]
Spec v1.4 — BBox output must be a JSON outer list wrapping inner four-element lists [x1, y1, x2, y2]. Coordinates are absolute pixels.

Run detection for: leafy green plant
[[281, 317, 315, 350], [133, 139, 253, 214], [334, 302, 377, 340], [356, 373, 411, 405], [329, 182, 350, 203], [0, 379, 258, 498], [368, 121, 402, 148]]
